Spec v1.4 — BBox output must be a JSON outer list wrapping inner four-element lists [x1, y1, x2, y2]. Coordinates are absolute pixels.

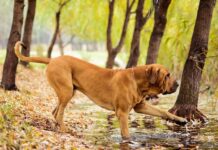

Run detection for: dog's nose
[[175, 81, 179, 87], [173, 81, 179, 90]]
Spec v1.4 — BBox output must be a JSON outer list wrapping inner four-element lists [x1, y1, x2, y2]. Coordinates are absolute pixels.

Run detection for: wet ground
[[1, 66, 217, 149], [72, 93, 218, 149]]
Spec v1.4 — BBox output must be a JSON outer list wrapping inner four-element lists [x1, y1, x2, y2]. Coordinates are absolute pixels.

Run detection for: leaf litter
[[0, 65, 93, 149], [0, 65, 218, 149]]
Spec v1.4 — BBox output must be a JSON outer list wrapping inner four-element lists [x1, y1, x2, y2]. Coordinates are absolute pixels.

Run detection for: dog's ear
[[159, 72, 169, 90], [146, 66, 160, 84]]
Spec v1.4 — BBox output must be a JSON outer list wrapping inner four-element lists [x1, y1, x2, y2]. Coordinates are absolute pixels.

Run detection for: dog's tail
[[14, 41, 50, 64]]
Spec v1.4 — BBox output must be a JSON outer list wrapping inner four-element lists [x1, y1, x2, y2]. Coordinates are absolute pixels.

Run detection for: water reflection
[[80, 97, 218, 149]]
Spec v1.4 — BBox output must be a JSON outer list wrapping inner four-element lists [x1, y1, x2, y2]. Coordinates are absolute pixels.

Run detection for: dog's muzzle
[[163, 81, 179, 95]]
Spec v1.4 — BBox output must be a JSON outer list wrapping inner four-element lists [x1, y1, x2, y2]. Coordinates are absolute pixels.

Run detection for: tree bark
[[106, 51, 117, 68], [47, 10, 60, 58], [106, 0, 135, 68], [1, 0, 24, 90], [169, 0, 216, 122], [126, 0, 152, 68], [146, 0, 171, 64], [126, 27, 141, 68], [20, 0, 36, 66]]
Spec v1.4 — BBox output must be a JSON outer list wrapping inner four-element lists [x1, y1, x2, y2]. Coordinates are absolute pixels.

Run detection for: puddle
[[73, 94, 218, 149]]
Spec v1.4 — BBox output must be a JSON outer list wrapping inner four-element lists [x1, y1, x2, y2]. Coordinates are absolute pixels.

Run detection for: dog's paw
[[166, 118, 188, 126], [55, 123, 68, 133], [59, 126, 68, 133], [174, 119, 188, 126], [121, 137, 131, 143]]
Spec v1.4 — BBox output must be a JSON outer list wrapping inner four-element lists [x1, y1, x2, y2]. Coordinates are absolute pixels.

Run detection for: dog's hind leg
[[46, 69, 74, 132], [52, 102, 59, 118], [55, 88, 73, 132], [52, 86, 75, 118], [51, 84, 73, 132]]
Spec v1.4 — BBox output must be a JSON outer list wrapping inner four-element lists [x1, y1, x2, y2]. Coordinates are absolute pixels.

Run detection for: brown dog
[[14, 41, 187, 140]]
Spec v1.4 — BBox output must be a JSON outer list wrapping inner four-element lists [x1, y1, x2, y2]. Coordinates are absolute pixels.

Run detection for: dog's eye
[[166, 73, 170, 77]]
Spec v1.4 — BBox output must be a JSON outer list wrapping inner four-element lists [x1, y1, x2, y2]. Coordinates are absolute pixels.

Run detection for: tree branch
[[113, 0, 135, 53], [141, 7, 154, 26], [59, 0, 71, 11], [63, 35, 75, 47], [130, 10, 136, 14], [106, 0, 115, 52], [129, 0, 136, 9]]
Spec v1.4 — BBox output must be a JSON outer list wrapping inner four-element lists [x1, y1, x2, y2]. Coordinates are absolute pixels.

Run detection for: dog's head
[[142, 64, 179, 97]]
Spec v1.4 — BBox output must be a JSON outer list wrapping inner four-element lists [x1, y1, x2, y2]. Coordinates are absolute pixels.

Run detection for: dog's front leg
[[134, 101, 187, 123], [116, 109, 130, 141]]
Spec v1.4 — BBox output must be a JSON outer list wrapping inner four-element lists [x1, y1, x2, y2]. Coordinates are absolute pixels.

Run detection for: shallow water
[[74, 94, 218, 149]]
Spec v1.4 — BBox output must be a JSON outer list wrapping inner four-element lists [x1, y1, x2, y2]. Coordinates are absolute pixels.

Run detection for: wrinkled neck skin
[[127, 66, 150, 98]]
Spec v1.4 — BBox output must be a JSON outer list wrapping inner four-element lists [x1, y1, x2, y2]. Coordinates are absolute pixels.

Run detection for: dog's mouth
[[145, 95, 159, 105], [163, 81, 179, 95], [162, 91, 170, 95]]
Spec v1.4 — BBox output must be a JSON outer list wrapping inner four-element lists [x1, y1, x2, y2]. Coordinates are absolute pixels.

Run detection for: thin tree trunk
[[106, 52, 117, 68], [146, 0, 171, 64], [106, 0, 135, 68], [1, 0, 24, 90], [106, 0, 114, 54], [47, 11, 60, 58], [20, 0, 36, 66], [126, 28, 141, 68], [169, 0, 216, 122], [47, 0, 71, 58], [126, 0, 153, 68]]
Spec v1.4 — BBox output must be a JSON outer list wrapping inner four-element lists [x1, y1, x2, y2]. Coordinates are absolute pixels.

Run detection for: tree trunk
[[126, 0, 152, 68], [106, 51, 117, 68], [146, 0, 171, 64], [20, 0, 36, 66], [1, 0, 24, 90], [126, 28, 141, 68], [169, 0, 216, 122], [47, 0, 71, 58], [106, 0, 134, 68], [47, 11, 60, 58], [106, 0, 114, 56]]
